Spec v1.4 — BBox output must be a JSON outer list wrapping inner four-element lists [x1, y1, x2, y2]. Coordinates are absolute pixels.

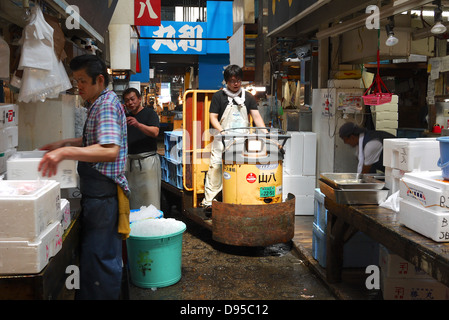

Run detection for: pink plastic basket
[[363, 49, 393, 106]]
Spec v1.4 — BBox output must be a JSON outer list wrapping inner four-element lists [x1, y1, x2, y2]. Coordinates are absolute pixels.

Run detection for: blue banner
[[140, 21, 208, 54]]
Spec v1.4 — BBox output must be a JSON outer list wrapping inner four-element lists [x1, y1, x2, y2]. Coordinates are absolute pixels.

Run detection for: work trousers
[[75, 161, 123, 300], [202, 137, 224, 206]]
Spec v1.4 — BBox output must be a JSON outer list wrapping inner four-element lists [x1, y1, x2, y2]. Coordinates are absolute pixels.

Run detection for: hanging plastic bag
[[17, 6, 71, 102], [18, 55, 71, 103], [0, 36, 10, 80], [18, 6, 54, 71]]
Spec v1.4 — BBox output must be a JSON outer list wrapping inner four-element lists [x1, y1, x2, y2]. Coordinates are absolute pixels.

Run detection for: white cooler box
[[399, 200, 449, 242], [60, 198, 71, 230], [0, 180, 61, 241], [0, 126, 18, 151], [400, 171, 449, 212], [383, 138, 440, 172], [7, 150, 78, 188], [0, 221, 63, 274]]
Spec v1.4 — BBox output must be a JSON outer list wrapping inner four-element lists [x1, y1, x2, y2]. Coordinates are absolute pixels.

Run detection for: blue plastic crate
[[160, 154, 167, 170], [314, 188, 328, 230], [312, 222, 379, 268], [166, 156, 182, 176], [164, 131, 183, 163], [161, 166, 168, 182], [165, 155, 183, 189]]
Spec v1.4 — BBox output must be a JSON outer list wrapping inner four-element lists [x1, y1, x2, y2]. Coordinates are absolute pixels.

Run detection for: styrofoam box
[[383, 138, 440, 171], [370, 103, 398, 113], [379, 245, 432, 279], [0, 180, 61, 241], [0, 104, 19, 128], [381, 270, 449, 300], [283, 194, 314, 215], [372, 111, 399, 121], [7, 150, 78, 188], [283, 131, 316, 176], [399, 200, 449, 242], [375, 119, 398, 129], [0, 221, 63, 274], [0, 126, 18, 151], [60, 198, 71, 230], [385, 166, 406, 195], [400, 171, 449, 212], [0, 148, 16, 174], [282, 174, 315, 197]]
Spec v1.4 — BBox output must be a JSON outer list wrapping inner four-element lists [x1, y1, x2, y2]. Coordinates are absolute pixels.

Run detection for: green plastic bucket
[[126, 221, 186, 288]]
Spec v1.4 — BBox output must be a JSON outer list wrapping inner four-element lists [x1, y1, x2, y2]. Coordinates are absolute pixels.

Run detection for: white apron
[[202, 90, 249, 206]]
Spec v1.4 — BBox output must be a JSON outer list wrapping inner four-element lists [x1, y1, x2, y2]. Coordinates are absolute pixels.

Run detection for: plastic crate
[[312, 222, 379, 268], [165, 156, 183, 189], [314, 188, 327, 230], [164, 131, 183, 163]]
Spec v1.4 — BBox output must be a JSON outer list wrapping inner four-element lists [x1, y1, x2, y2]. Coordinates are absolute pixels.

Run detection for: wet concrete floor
[[128, 208, 336, 301]]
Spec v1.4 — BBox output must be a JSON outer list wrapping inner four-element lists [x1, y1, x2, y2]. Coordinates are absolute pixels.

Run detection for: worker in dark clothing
[[339, 122, 395, 174], [123, 87, 161, 210]]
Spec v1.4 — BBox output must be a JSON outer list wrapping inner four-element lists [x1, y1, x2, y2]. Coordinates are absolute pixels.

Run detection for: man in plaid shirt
[[39, 54, 128, 300]]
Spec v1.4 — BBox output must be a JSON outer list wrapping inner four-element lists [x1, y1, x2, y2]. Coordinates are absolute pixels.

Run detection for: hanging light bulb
[[431, 21, 447, 34], [431, 0, 447, 34], [386, 34, 399, 46], [385, 17, 398, 47]]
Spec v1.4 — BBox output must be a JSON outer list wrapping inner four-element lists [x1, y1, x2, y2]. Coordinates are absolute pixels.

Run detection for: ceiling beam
[[315, 0, 435, 40]]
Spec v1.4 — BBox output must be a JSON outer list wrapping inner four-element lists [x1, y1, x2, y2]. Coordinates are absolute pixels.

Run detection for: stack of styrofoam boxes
[[0, 180, 63, 274], [162, 131, 183, 189], [370, 95, 398, 136], [0, 104, 19, 176], [312, 189, 379, 268], [399, 171, 449, 242], [7, 150, 78, 230], [282, 132, 316, 215], [379, 245, 449, 300], [383, 138, 440, 195]]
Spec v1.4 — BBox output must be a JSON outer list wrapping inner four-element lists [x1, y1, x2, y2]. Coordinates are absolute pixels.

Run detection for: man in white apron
[[201, 65, 267, 215]]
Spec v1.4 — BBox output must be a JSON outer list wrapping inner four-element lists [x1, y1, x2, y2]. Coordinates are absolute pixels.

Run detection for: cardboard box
[[379, 245, 432, 279], [381, 270, 449, 300]]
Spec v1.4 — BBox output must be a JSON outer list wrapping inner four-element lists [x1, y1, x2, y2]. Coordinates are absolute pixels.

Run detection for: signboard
[[134, 0, 161, 26], [141, 21, 207, 54]]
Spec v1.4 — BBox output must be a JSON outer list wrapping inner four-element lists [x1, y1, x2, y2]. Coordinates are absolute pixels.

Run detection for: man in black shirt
[[123, 88, 161, 210]]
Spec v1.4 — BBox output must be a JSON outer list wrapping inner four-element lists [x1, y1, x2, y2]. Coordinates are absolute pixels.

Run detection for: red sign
[[7, 110, 14, 122], [246, 173, 257, 183], [134, 0, 161, 26]]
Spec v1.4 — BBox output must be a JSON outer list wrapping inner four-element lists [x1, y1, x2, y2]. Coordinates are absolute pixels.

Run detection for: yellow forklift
[[161, 90, 296, 247]]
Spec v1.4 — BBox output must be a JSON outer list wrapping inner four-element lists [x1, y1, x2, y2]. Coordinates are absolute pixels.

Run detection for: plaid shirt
[[83, 89, 129, 195]]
